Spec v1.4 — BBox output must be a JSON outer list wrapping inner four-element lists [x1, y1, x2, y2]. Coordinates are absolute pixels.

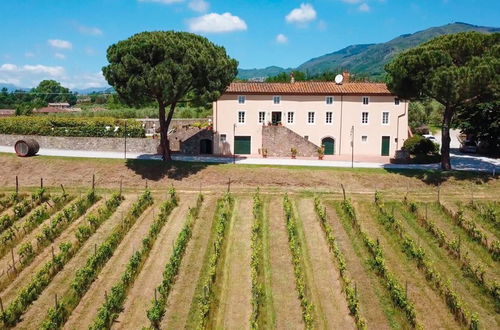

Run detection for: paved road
[[1, 145, 498, 173]]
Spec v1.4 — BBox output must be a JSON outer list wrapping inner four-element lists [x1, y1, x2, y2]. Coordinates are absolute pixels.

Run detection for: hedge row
[[0, 188, 47, 235], [0, 116, 145, 138], [375, 196, 480, 328], [195, 193, 234, 329], [40, 190, 153, 330], [0, 192, 24, 216], [313, 197, 367, 329], [283, 194, 315, 329], [90, 188, 178, 329], [147, 193, 204, 328], [338, 198, 419, 328]]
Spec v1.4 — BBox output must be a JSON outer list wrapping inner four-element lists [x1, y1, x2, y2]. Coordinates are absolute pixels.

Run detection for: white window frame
[[361, 111, 369, 125], [273, 95, 281, 105], [287, 111, 294, 124], [362, 96, 370, 105], [238, 95, 246, 104], [238, 111, 246, 124], [258, 111, 265, 124], [382, 111, 390, 125], [325, 96, 334, 105], [361, 135, 368, 143], [325, 111, 333, 124], [308, 111, 315, 124], [394, 98, 400, 105]]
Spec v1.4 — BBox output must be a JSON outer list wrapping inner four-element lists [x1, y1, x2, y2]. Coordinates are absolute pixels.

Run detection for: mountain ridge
[[237, 22, 499, 80]]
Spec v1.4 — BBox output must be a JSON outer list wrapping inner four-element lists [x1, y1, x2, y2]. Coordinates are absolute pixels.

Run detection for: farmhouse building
[[213, 74, 408, 158]]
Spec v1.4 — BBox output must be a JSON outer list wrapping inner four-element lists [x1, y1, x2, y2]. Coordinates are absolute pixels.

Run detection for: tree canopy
[[102, 31, 238, 160], [31, 80, 77, 105], [386, 31, 499, 170]]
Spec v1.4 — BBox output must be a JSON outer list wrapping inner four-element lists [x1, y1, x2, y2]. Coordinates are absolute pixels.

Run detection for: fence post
[[11, 249, 16, 273], [227, 178, 231, 193], [41, 177, 43, 189], [15, 176, 19, 194], [60, 184, 66, 196], [120, 179, 123, 196], [92, 174, 95, 191], [341, 184, 346, 201]]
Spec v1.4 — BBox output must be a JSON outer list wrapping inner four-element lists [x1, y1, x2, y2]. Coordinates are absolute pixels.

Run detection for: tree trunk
[[158, 102, 170, 161], [164, 103, 177, 161], [441, 106, 453, 171]]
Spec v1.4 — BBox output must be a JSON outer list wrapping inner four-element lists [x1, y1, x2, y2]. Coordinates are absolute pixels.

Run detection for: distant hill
[[238, 22, 499, 80]]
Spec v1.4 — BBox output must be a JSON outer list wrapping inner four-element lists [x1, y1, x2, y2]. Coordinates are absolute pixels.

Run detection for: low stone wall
[[262, 126, 319, 157], [0, 134, 159, 154]]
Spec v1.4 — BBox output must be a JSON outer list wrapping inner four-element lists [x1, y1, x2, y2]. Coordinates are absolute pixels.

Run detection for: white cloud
[[61, 72, 108, 89], [358, 3, 370, 12], [276, 34, 288, 44], [0, 64, 18, 72], [77, 24, 103, 36], [188, 12, 247, 33], [25, 52, 35, 58], [138, 0, 183, 4], [188, 0, 209, 12], [84, 47, 96, 55], [48, 39, 73, 50], [286, 3, 317, 25], [54, 53, 66, 59]]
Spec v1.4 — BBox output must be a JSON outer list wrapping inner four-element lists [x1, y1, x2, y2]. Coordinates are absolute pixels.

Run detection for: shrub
[[403, 135, 438, 155], [0, 116, 145, 138]]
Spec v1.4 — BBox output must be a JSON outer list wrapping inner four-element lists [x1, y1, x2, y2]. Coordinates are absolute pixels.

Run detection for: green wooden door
[[234, 136, 251, 154], [322, 138, 335, 155], [381, 136, 390, 156]]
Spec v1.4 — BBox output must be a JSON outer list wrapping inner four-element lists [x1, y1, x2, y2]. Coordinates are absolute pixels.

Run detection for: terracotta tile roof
[[225, 81, 393, 95], [33, 107, 68, 113], [0, 109, 15, 116]]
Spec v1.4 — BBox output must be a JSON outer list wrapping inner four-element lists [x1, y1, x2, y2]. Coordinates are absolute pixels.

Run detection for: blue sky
[[0, 0, 498, 89]]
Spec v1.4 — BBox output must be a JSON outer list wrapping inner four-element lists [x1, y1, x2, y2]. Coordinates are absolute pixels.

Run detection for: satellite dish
[[335, 74, 344, 84]]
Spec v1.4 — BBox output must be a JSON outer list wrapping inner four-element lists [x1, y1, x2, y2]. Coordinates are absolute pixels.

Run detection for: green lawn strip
[[89, 188, 179, 329], [0, 190, 103, 327], [187, 193, 233, 329], [313, 196, 367, 329], [336, 198, 420, 328], [39, 190, 153, 329], [146, 193, 204, 329], [464, 201, 500, 240], [329, 200, 405, 329], [0, 192, 72, 261], [373, 193, 479, 328], [283, 194, 315, 329], [403, 199, 500, 312], [249, 189, 274, 329], [0, 188, 47, 236], [438, 201, 500, 262]]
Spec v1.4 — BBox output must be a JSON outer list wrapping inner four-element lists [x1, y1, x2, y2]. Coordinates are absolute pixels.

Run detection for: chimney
[[290, 72, 295, 84], [342, 70, 350, 83]]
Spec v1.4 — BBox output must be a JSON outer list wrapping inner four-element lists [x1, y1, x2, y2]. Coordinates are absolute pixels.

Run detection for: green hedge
[[0, 116, 145, 138]]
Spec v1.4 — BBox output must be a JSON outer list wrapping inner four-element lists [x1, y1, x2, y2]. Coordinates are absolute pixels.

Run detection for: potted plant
[[317, 146, 325, 160], [291, 147, 298, 159], [262, 148, 268, 158]]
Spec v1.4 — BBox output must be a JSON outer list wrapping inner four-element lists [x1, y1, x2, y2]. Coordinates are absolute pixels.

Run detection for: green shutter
[[234, 136, 251, 154]]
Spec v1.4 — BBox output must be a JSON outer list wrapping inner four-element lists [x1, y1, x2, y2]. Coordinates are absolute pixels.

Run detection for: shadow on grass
[[125, 158, 214, 181], [384, 168, 497, 186]]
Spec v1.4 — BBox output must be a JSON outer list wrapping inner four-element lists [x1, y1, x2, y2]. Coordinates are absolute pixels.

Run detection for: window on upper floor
[[362, 136, 367, 142], [220, 134, 227, 142], [326, 96, 334, 105], [287, 112, 294, 124], [394, 98, 400, 105], [362, 96, 369, 105], [238, 111, 245, 124], [308, 111, 315, 124], [326, 112, 333, 124], [273, 96, 281, 104], [238, 95, 246, 104], [258, 111, 265, 124], [361, 112, 369, 124], [382, 112, 389, 125]]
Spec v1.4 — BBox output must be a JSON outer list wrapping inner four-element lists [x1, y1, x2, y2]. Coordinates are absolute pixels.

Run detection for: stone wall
[[180, 129, 213, 154], [0, 134, 159, 154], [262, 125, 319, 157]]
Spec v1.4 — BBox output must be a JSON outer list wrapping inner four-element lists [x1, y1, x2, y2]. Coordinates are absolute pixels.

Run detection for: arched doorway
[[200, 139, 213, 154], [322, 137, 335, 155]]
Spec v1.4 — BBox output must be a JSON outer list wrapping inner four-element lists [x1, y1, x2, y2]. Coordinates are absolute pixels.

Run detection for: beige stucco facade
[[213, 89, 408, 157]]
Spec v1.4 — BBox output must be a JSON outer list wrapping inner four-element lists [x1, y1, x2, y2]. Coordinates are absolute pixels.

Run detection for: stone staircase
[[262, 125, 319, 157]]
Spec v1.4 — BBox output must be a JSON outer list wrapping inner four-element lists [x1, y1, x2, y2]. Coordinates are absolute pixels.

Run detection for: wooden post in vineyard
[[437, 186, 440, 204], [154, 288, 158, 302], [341, 184, 346, 201], [41, 177, 43, 189], [92, 174, 95, 192], [54, 294, 58, 308], [405, 281, 408, 298], [227, 178, 231, 193], [120, 179, 123, 196], [0, 297, 4, 315], [11, 248, 16, 273], [60, 184, 66, 196], [15, 176, 19, 194]]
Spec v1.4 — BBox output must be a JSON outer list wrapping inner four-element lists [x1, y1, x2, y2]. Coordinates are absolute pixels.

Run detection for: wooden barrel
[[14, 139, 40, 157]]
